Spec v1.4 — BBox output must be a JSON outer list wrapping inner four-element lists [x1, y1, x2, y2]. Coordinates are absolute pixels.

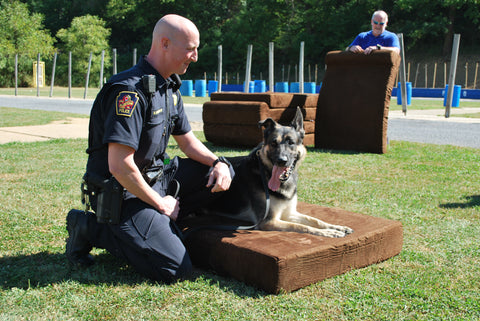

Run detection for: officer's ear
[[161, 37, 170, 50]]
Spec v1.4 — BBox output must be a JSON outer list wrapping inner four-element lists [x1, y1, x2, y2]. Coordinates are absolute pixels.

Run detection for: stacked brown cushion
[[315, 50, 401, 154], [203, 92, 318, 147], [185, 202, 403, 294]]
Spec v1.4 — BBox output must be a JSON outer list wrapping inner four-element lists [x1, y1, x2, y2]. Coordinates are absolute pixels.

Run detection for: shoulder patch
[[116, 91, 139, 117]]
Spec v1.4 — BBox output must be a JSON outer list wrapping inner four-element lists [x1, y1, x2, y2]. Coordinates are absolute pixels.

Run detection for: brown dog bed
[[184, 202, 403, 294]]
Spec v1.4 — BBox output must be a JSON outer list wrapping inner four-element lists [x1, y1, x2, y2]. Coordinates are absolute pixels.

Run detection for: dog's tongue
[[268, 165, 287, 191]]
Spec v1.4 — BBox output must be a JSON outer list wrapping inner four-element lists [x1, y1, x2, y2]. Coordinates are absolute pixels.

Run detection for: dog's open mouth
[[268, 159, 297, 191]]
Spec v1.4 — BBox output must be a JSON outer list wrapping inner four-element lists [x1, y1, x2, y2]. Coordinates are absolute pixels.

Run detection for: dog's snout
[[277, 155, 288, 166]]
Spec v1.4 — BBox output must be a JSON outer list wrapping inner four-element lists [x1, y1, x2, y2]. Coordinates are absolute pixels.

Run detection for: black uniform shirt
[[86, 56, 191, 180]]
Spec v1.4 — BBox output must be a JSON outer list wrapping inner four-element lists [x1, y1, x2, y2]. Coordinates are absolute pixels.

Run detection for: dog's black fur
[[189, 108, 353, 237]]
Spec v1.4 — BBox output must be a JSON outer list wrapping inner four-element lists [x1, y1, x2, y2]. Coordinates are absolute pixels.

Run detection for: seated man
[[347, 10, 400, 55]]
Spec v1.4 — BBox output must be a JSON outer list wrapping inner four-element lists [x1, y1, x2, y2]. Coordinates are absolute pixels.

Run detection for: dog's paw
[[330, 224, 354, 236], [343, 226, 354, 235], [319, 229, 349, 238]]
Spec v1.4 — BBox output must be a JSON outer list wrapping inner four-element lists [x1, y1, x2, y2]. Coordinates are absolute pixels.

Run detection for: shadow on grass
[[439, 195, 480, 209], [0, 251, 266, 297]]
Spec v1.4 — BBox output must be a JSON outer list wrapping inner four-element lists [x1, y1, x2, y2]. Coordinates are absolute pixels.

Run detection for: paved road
[[1, 95, 479, 148]]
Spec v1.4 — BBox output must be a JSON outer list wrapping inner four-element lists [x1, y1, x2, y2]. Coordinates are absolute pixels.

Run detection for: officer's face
[[169, 31, 199, 75]]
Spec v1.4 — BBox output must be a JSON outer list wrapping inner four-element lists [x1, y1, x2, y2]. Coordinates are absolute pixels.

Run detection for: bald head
[[147, 14, 200, 78], [372, 10, 388, 23], [152, 14, 199, 44]]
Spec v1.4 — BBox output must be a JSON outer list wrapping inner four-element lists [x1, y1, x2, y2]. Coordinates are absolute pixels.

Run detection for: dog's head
[[258, 107, 307, 192]]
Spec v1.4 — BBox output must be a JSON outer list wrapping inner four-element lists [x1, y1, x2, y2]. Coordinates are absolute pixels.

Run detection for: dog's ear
[[291, 107, 305, 139], [258, 118, 277, 141]]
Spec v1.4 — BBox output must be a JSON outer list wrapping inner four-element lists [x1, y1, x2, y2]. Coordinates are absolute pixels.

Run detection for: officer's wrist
[[212, 156, 231, 168]]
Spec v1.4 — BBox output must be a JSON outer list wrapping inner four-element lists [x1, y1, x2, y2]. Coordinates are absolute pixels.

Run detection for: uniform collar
[[138, 55, 177, 89]]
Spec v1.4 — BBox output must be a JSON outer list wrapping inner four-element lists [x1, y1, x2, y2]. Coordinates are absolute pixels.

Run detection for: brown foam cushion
[[203, 123, 315, 147], [185, 202, 403, 294], [211, 92, 319, 108], [315, 50, 401, 154], [203, 101, 316, 125], [203, 101, 315, 147]]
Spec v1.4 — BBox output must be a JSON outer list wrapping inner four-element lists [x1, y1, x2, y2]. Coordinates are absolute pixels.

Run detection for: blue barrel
[[180, 80, 193, 96], [304, 82, 316, 93], [290, 82, 300, 93], [443, 85, 461, 107], [208, 80, 218, 96], [243, 81, 255, 93], [397, 82, 412, 105], [254, 80, 266, 93], [275, 82, 289, 93], [195, 79, 206, 97]]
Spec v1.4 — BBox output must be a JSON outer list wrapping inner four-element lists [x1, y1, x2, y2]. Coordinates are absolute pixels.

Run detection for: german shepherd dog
[[192, 108, 353, 238]]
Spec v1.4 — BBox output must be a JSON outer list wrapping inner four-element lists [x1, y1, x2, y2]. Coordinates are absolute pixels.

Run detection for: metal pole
[[84, 52, 92, 99], [218, 45, 222, 93], [299, 41, 304, 93], [100, 50, 105, 88], [474, 62, 478, 89], [414, 63, 420, 87], [133, 48, 137, 66], [407, 62, 410, 82], [36, 53, 40, 97], [269, 42, 274, 92], [113, 48, 117, 75], [465, 62, 468, 88], [424, 64, 428, 88], [433, 63, 437, 88], [398, 34, 408, 115], [445, 34, 461, 118], [14, 54, 18, 96], [68, 51, 72, 98], [244, 44, 252, 93], [50, 52, 57, 97]]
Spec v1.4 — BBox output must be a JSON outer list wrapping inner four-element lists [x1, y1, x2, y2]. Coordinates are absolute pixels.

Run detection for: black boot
[[66, 209, 94, 267]]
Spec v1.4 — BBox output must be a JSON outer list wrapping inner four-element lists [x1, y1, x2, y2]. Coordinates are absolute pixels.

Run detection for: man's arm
[[108, 142, 180, 220], [173, 131, 232, 192]]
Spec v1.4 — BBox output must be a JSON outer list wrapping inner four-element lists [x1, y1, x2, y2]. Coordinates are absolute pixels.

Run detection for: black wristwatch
[[376, 44, 382, 50], [212, 156, 231, 168]]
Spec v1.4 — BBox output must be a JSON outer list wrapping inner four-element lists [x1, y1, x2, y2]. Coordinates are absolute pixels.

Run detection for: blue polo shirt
[[349, 30, 400, 49]]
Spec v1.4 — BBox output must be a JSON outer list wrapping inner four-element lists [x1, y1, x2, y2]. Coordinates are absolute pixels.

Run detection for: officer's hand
[[160, 195, 180, 221], [207, 162, 232, 193]]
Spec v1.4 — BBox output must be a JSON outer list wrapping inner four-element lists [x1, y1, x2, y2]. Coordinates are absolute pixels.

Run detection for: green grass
[[389, 97, 480, 111], [0, 107, 88, 127], [1, 111, 480, 320]]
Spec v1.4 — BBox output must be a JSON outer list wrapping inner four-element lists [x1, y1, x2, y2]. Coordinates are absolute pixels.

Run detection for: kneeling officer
[[65, 14, 232, 282]]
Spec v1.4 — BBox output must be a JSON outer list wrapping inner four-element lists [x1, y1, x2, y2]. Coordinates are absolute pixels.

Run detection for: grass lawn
[[0, 110, 479, 320]]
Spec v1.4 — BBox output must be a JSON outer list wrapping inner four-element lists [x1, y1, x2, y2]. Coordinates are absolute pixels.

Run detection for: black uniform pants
[[87, 157, 221, 282]]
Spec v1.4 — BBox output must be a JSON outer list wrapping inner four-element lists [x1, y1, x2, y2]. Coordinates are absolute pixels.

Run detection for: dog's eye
[[286, 138, 295, 145], [270, 141, 278, 147]]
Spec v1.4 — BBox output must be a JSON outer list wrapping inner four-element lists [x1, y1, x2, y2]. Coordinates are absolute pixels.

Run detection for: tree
[[56, 15, 111, 87], [0, 0, 55, 87]]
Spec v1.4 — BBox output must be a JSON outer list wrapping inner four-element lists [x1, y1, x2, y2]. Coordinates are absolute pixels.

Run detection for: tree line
[[1, 0, 479, 88]]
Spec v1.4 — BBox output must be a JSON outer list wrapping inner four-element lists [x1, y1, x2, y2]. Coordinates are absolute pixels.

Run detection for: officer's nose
[[191, 49, 198, 62]]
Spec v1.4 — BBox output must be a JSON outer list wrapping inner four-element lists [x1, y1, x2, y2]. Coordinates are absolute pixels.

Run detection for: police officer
[[65, 14, 232, 282]]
